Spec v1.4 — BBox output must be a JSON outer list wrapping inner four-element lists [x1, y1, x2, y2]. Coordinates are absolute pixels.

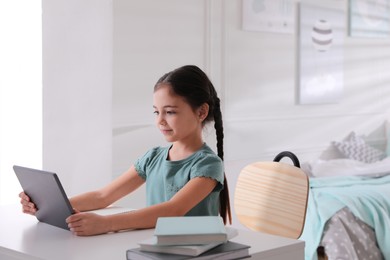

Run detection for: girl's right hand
[[19, 192, 37, 215]]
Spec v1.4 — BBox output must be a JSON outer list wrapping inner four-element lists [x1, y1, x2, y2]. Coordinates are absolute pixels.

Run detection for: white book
[[139, 227, 239, 256]]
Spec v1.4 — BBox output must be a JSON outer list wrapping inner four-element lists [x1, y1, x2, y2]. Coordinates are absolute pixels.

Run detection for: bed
[[299, 124, 390, 260]]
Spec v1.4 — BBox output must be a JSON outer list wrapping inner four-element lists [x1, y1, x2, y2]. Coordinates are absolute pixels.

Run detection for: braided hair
[[154, 65, 232, 224]]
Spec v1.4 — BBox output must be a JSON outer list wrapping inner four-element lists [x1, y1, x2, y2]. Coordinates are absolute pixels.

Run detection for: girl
[[19, 65, 231, 236]]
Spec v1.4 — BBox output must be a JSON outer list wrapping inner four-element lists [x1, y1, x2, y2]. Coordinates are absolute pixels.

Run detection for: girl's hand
[[66, 212, 111, 236], [19, 192, 37, 215]]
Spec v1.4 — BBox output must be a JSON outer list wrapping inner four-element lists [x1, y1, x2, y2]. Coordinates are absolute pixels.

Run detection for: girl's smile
[[159, 128, 173, 135]]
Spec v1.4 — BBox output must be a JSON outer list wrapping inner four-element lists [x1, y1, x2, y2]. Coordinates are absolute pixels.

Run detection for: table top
[[0, 204, 304, 260]]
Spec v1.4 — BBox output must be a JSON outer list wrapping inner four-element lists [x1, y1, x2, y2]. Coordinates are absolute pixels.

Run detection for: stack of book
[[126, 216, 250, 260]]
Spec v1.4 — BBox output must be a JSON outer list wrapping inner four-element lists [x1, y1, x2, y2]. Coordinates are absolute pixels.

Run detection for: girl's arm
[[69, 165, 145, 211], [66, 176, 217, 236], [18, 165, 144, 215]]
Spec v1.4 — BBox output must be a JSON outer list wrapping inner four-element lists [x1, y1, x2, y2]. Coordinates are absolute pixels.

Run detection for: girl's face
[[153, 84, 206, 143]]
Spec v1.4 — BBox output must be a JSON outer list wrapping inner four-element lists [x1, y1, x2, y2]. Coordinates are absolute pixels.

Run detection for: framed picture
[[349, 0, 390, 37], [298, 4, 345, 104], [242, 0, 296, 34]]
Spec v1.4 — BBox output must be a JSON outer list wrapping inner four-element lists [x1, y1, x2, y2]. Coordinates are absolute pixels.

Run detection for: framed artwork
[[242, 0, 296, 34], [298, 4, 345, 104], [349, 0, 390, 37]]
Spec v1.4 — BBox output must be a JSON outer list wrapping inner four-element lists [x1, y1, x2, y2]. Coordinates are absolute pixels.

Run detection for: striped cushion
[[332, 132, 385, 163]]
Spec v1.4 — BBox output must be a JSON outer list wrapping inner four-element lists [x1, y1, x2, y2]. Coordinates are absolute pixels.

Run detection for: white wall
[[43, 0, 390, 225], [42, 0, 113, 196]]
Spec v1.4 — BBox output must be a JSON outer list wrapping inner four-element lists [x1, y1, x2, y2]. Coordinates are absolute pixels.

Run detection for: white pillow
[[332, 132, 385, 163], [362, 120, 388, 153], [318, 132, 355, 161]]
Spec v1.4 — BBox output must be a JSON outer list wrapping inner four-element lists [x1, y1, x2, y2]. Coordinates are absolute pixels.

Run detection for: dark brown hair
[[154, 65, 232, 224]]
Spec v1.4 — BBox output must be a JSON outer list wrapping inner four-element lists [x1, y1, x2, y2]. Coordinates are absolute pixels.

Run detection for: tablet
[[13, 165, 75, 230]]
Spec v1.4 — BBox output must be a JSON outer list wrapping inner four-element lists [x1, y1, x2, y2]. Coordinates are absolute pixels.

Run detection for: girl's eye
[[154, 110, 176, 116]]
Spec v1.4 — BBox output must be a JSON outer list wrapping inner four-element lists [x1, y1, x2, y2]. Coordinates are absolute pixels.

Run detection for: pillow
[[332, 132, 385, 163], [318, 132, 355, 161], [362, 120, 388, 153], [318, 145, 347, 161]]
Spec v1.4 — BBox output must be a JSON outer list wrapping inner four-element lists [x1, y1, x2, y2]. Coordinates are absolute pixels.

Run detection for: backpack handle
[[273, 151, 300, 168]]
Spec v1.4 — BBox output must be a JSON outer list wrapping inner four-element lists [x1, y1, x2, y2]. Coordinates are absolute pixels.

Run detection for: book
[[154, 216, 227, 246], [138, 227, 239, 256], [126, 241, 250, 260]]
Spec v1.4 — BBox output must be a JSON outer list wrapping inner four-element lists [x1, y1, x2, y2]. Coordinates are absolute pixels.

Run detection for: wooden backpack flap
[[234, 151, 309, 239]]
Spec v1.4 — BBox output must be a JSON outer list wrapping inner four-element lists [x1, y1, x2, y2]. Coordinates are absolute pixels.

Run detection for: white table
[[0, 204, 304, 260]]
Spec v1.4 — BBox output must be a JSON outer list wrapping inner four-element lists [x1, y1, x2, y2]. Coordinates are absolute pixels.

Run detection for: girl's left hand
[[66, 212, 111, 236]]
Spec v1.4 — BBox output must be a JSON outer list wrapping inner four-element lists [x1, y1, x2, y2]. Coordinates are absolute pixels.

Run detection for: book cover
[[126, 241, 250, 260], [154, 216, 227, 245], [139, 227, 239, 256]]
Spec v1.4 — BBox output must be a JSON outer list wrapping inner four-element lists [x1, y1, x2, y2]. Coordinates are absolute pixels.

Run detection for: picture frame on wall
[[242, 0, 296, 34], [349, 0, 390, 38], [298, 4, 345, 105]]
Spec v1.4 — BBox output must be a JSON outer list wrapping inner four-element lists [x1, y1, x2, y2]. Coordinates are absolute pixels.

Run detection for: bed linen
[[321, 207, 383, 259], [300, 174, 390, 260], [307, 157, 390, 178]]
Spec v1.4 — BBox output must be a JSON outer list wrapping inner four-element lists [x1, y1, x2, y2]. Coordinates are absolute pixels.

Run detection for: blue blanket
[[300, 174, 390, 260]]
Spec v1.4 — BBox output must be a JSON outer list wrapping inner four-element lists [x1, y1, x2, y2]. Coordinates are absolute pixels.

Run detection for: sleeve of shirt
[[190, 153, 225, 192], [134, 147, 160, 180]]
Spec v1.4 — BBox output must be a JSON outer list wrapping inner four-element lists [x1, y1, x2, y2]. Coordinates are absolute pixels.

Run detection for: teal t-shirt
[[134, 143, 224, 216]]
